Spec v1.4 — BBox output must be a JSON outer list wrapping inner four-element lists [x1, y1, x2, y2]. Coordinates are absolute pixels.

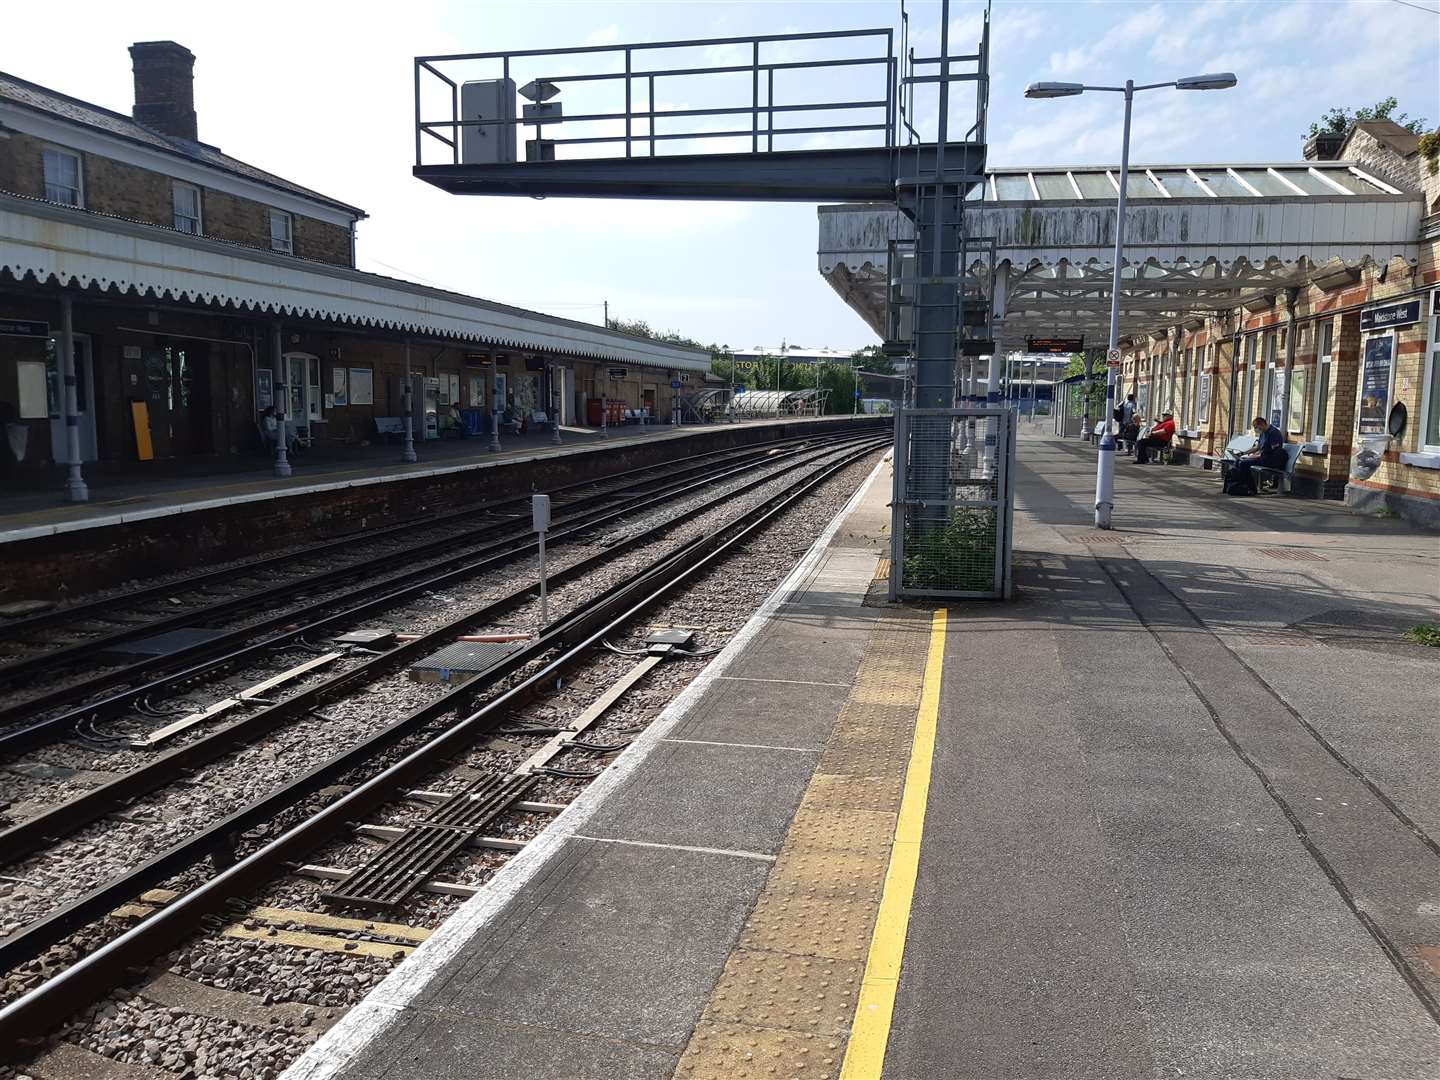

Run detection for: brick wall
[[0, 132, 353, 267]]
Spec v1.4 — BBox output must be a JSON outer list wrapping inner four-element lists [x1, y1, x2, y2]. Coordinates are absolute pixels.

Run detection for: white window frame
[[173, 181, 203, 235], [1421, 289, 1440, 453], [1311, 320, 1334, 444], [270, 210, 294, 254], [41, 144, 84, 207]]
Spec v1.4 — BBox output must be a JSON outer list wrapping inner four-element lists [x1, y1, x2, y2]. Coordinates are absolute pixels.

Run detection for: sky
[[2, 0, 1437, 352]]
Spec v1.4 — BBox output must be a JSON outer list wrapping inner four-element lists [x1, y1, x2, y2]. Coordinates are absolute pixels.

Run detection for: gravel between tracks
[[2, 446, 882, 1080]]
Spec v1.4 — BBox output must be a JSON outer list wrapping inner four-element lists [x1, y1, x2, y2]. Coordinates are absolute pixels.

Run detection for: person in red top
[[1133, 410, 1176, 464]]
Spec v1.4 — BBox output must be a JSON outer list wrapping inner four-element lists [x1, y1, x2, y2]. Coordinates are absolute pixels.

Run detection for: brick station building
[[819, 124, 1440, 528], [0, 42, 706, 492], [1112, 122, 1440, 524]]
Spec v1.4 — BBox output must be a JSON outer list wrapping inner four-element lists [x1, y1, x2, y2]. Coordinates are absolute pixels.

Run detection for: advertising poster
[[1358, 335, 1393, 436], [1198, 374, 1212, 424], [331, 366, 348, 406], [255, 368, 273, 410], [1288, 369, 1308, 434], [348, 367, 374, 406]]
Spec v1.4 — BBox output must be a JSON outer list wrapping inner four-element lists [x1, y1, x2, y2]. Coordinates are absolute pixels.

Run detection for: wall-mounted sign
[[1360, 300, 1421, 332], [463, 353, 492, 367], [1026, 336, 1084, 353], [607, 367, 627, 379], [0, 319, 49, 338], [1358, 334, 1394, 436]]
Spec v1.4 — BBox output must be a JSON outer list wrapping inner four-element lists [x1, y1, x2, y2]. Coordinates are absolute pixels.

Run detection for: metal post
[[600, 383, 608, 438], [1094, 79, 1132, 530], [487, 364, 501, 453], [550, 363, 562, 445], [1280, 288, 1298, 434], [1081, 349, 1093, 439], [533, 494, 551, 628], [1029, 358, 1038, 418], [401, 342, 418, 464], [270, 322, 292, 478], [58, 295, 88, 502]]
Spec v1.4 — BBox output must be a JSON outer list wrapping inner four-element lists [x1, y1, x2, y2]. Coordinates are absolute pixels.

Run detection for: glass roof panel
[[993, 174, 1034, 201], [1072, 171, 1115, 199], [1279, 169, 1344, 195], [1125, 173, 1160, 198], [1233, 168, 1296, 196], [1190, 169, 1250, 197], [1318, 169, 1389, 194], [1153, 170, 1210, 198], [1033, 173, 1075, 199]]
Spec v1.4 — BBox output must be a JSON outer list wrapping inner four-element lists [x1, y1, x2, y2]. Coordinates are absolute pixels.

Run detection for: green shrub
[[903, 507, 998, 592]]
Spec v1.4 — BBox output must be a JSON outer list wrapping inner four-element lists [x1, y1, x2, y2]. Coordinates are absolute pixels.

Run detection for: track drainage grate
[[323, 772, 538, 910], [1257, 548, 1329, 562], [1072, 533, 1128, 544]]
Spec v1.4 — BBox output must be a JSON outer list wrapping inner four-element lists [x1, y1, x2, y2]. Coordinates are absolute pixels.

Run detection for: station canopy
[[818, 160, 1424, 351]]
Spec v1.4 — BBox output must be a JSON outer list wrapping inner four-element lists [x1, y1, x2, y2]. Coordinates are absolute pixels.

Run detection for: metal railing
[[414, 29, 897, 166]]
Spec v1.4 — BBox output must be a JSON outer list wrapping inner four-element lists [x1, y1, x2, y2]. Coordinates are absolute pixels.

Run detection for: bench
[[1251, 443, 1303, 494], [624, 408, 652, 425], [374, 417, 405, 443]]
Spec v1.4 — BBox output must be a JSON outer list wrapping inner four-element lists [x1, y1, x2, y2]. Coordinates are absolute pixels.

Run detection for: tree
[[1063, 352, 1107, 420], [1306, 97, 1428, 139], [849, 344, 895, 376]]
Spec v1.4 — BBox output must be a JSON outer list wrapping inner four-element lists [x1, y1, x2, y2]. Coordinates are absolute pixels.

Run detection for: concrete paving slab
[[409, 838, 768, 1049], [582, 738, 820, 854], [347, 1011, 677, 1080], [669, 677, 851, 749]]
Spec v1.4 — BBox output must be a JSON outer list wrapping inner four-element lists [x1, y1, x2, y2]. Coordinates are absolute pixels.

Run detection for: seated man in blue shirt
[[1226, 416, 1287, 495]]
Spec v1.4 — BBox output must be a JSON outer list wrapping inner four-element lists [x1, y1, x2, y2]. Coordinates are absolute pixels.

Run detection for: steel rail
[[0, 437, 884, 1053], [0, 429, 847, 663], [0, 433, 885, 866], [0, 427, 880, 740]]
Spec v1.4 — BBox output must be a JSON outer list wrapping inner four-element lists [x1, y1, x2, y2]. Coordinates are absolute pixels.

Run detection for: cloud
[[1048, 4, 1168, 76], [584, 25, 620, 46]]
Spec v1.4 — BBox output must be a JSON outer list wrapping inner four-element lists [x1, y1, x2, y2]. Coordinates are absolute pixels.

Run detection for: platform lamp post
[[269, 322, 292, 478], [1025, 72, 1236, 528]]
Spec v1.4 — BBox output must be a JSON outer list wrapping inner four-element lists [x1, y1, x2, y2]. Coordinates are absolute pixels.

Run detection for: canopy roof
[[0, 195, 709, 371], [819, 160, 1423, 350]]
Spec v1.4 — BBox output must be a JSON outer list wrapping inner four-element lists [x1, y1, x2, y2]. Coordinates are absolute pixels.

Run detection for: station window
[[173, 181, 202, 234], [42, 146, 83, 206], [270, 210, 293, 254], [1424, 290, 1440, 452], [1312, 321, 1333, 442]]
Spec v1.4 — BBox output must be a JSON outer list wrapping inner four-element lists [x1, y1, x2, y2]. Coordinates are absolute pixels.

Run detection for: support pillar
[[550, 363, 562, 445], [270, 322, 292, 479], [1280, 287, 1298, 434], [487, 362, 501, 454], [401, 342, 418, 464], [59, 295, 88, 502]]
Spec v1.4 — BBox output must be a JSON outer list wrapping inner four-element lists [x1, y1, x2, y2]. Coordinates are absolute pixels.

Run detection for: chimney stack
[[129, 41, 197, 142]]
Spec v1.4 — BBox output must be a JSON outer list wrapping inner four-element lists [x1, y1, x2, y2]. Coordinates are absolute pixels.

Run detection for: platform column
[[269, 322, 292, 479], [550, 362, 562, 445], [488, 363, 501, 453], [58, 295, 88, 503], [401, 342, 418, 464]]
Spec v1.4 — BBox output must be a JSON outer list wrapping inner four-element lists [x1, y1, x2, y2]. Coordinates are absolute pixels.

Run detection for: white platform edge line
[[278, 449, 890, 1080]]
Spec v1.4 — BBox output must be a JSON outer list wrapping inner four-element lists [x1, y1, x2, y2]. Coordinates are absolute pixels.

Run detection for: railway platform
[[0, 418, 809, 543], [281, 430, 1440, 1080]]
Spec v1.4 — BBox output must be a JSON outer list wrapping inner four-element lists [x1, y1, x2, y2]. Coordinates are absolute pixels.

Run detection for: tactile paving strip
[[674, 613, 931, 1080]]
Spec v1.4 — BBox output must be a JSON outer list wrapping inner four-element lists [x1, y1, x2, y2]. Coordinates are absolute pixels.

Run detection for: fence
[[889, 407, 1014, 600]]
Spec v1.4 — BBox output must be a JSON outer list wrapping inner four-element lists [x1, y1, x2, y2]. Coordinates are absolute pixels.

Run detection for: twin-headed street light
[[1024, 72, 1236, 528]]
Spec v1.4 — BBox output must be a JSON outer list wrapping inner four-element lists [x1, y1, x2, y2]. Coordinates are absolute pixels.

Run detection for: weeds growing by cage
[[902, 506, 998, 592]]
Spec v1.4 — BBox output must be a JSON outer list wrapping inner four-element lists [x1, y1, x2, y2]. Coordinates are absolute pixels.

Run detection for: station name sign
[[0, 319, 50, 338], [1360, 300, 1421, 332], [607, 367, 628, 379], [1025, 336, 1084, 353]]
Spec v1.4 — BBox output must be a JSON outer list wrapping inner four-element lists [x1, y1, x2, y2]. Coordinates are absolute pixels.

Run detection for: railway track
[[0, 430, 879, 873], [0, 427, 878, 751], [0, 433, 887, 1063]]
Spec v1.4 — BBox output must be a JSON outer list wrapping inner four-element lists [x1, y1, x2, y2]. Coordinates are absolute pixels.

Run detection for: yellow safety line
[[839, 607, 946, 1080]]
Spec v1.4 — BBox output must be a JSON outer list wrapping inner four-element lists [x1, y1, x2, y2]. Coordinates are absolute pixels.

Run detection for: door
[[142, 341, 212, 457], [47, 333, 97, 463], [283, 353, 321, 441]]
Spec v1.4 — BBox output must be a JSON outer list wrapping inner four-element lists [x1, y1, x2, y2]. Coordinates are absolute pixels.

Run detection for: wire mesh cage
[[889, 407, 1013, 600]]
